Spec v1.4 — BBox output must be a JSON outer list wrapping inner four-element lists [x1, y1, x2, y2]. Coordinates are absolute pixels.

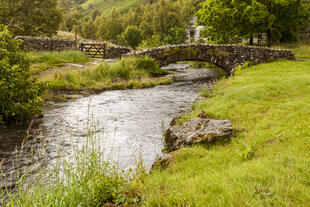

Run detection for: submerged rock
[[165, 113, 232, 152]]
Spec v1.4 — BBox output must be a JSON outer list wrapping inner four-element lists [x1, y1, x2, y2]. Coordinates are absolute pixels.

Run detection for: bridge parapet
[[126, 44, 295, 74]]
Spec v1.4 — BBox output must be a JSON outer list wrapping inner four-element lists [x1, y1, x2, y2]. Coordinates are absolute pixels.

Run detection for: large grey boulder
[[165, 114, 232, 152]]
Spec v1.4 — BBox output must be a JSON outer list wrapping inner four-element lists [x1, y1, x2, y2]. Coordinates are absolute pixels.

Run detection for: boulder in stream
[[165, 113, 233, 152]]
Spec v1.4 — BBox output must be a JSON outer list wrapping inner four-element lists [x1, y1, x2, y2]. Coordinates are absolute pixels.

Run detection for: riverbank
[[137, 60, 310, 206], [27, 51, 174, 101]]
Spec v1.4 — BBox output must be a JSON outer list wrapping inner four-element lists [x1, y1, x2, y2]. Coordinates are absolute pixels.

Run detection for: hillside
[[70, 0, 143, 16]]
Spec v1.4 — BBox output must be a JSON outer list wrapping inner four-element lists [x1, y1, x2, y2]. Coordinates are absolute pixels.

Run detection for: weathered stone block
[[165, 116, 233, 152]]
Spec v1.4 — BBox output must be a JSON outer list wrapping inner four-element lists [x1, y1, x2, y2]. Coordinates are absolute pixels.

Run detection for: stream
[[0, 63, 220, 189]]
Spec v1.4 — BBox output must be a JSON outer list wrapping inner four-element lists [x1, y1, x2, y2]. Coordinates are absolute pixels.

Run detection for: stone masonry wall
[[126, 44, 295, 74], [105, 46, 132, 59], [15, 36, 77, 51]]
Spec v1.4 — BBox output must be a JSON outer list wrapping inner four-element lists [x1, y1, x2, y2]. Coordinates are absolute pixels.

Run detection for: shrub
[[135, 56, 166, 76], [0, 25, 45, 124], [122, 26, 142, 49]]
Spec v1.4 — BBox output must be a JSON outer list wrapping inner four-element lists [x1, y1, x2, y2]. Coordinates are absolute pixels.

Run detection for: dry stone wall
[[105, 46, 132, 59], [126, 44, 295, 74], [15, 36, 77, 51]]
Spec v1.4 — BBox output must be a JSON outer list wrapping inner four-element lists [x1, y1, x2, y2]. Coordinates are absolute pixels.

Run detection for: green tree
[[165, 27, 187, 44], [122, 26, 142, 49], [107, 9, 124, 42], [196, 0, 310, 46], [91, 9, 101, 20], [95, 15, 109, 40], [64, 10, 83, 41], [59, 0, 70, 11], [0, 25, 45, 124], [79, 0, 198, 46], [0, 0, 63, 37], [152, 0, 183, 40], [64, 10, 83, 32], [81, 19, 97, 40]]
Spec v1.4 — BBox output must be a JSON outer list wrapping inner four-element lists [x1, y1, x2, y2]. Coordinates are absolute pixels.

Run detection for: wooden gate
[[79, 43, 107, 58]]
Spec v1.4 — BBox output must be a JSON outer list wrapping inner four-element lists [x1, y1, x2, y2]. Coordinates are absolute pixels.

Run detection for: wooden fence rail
[[79, 43, 107, 58]]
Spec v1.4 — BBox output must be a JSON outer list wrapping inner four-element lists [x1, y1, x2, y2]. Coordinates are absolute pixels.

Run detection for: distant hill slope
[[71, 0, 143, 16]]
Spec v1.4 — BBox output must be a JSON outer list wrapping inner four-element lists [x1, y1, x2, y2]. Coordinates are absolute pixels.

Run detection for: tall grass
[[46, 56, 172, 91], [138, 60, 310, 206], [27, 50, 90, 65], [1, 119, 141, 206]]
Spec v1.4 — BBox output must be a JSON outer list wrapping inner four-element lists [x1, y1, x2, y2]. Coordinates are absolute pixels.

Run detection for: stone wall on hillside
[[15, 36, 132, 58], [15, 36, 77, 51]]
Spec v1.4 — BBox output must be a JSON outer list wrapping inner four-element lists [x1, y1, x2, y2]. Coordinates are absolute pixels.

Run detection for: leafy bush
[[135, 56, 166, 76], [0, 25, 45, 124]]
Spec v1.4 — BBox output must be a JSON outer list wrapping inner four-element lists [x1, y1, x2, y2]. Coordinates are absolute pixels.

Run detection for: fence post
[[103, 43, 106, 59]]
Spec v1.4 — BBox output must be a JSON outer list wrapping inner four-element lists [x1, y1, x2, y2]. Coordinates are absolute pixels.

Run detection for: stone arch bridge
[[126, 44, 295, 74]]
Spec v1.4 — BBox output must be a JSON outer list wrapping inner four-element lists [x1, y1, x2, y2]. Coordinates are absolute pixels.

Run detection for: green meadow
[[138, 60, 310, 206]]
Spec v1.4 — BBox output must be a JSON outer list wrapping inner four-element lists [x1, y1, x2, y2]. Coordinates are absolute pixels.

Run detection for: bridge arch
[[126, 44, 295, 74]]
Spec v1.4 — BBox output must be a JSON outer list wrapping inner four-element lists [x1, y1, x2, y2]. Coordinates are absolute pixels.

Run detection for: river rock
[[165, 115, 232, 152]]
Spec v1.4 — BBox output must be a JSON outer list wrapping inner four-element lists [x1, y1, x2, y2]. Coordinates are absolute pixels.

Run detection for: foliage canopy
[[196, 0, 310, 45], [66, 0, 201, 48], [0, 0, 62, 37]]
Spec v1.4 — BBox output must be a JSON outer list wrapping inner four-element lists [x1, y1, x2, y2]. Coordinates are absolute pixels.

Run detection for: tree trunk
[[267, 29, 272, 47], [74, 28, 78, 49], [249, 36, 254, 45]]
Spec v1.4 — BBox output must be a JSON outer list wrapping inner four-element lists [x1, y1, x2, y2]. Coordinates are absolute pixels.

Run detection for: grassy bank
[[274, 42, 310, 59], [43, 57, 172, 92], [137, 60, 310, 206], [27, 50, 90, 74]]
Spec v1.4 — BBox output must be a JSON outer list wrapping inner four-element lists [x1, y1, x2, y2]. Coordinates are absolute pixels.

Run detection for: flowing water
[[0, 64, 220, 189]]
